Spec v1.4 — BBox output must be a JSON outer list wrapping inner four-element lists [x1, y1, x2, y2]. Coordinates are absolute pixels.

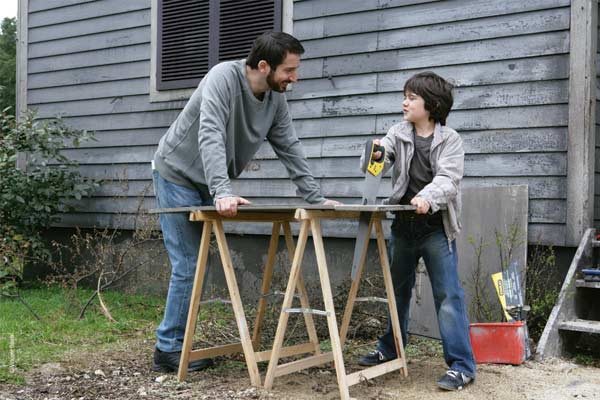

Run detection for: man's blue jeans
[[152, 169, 213, 353], [377, 217, 476, 378]]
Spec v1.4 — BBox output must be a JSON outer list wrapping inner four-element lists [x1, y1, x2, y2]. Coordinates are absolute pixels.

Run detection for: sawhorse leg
[[177, 213, 321, 386], [264, 211, 407, 400]]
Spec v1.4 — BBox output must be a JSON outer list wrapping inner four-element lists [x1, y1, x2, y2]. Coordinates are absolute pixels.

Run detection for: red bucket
[[469, 321, 527, 365]]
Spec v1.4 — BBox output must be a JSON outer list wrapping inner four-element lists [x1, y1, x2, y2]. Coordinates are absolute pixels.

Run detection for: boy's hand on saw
[[372, 139, 383, 161]]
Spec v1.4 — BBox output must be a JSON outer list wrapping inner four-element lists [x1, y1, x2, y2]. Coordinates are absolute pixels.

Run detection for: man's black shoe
[[152, 347, 214, 373], [436, 370, 474, 391], [357, 349, 394, 366]]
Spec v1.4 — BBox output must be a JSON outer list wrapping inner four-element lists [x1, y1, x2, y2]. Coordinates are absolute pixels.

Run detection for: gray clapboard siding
[[287, 55, 569, 100], [34, 80, 567, 119], [28, 45, 149, 74], [56, 127, 567, 164], [34, 95, 186, 119], [29, 26, 150, 59], [318, 32, 569, 79], [61, 128, 165, 149], [28, 60, 150, 89], [91, 176, 566, 200], [28, 0, 149, 28], [29, 0, 96, 13], [293, 0, 437, 19], [28, 78, 151, 104], [294, 0, 570, 40], [301, 8, 569, 59], [288, 81, 568, 118], [29, 9, 150, 43]]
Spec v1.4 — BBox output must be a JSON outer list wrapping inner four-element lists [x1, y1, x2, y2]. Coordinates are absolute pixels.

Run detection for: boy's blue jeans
[[152, 169, 213, 353], [377, 217, 476, 378]]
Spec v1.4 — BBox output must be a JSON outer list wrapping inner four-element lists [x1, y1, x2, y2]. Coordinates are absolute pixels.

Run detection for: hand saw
[[351, 139, 386, 280]]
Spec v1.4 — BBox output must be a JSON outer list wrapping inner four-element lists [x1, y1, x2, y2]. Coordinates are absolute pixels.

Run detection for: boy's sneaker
[[357, 350, 393, 366], [436, 370, 473, 391]]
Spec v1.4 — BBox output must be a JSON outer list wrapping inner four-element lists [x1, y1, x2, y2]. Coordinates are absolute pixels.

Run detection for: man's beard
[[267, 71, 289, 93]]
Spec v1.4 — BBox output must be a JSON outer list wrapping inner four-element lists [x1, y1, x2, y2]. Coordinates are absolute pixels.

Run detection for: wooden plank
[[29, 9, 150, 43], [558, 319, 600, 334], [529, 200, 566, 224], [28, 45, 149, 74], [52, 109, 178, 131], [309, 218, 351, 399], [254, 343, 317, 363], [377, 105, 569, 133], [288, 55, 569, 100], [301, 8, 569, 59], [273, 352, 334, 378], [252, 223, 281, 348], [312, 32, 569, 80], [294, 0, 570, 40], [566, 0, 597, 246], [89, 175, 567, 201], [282, 222, 321, 357], [28, 0, 149, 28], [375, 220, 407, 377], [289, 81, 568, 119], [346, 358, 406, 387], [189, 211, 298, 222], [29, 78, 150, 104], [34, 95, 186, 119], [528, 223, 567, 246], [264, 220, 311, 389], [189, 343, 243, 361], [177, 221, 212, 382], [28, 60, 150, 89], [29, 26, 150, 59], [575, 280, 600, 289], [236, 153, 567, 179], [293, 0, 437, 20], [212, 220, 261, 387], [29, 0, 95, 12]]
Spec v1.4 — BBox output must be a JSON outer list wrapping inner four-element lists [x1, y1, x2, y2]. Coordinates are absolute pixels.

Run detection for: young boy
[[358, 72, 476, 391]]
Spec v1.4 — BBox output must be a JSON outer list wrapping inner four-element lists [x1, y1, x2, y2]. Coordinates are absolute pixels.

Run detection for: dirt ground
[[1, 338, 599, 400]]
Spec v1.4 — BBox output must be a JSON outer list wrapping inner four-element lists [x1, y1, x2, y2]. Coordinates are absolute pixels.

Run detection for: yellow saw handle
[[365, 139, 385, 176]]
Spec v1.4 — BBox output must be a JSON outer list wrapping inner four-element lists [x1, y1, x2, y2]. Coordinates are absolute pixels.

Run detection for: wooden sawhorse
[[264, 208, 408, 400], [177, 209, 322, 385]]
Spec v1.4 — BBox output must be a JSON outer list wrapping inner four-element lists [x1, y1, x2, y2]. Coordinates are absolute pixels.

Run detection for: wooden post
[[566, 0, 597, 246]]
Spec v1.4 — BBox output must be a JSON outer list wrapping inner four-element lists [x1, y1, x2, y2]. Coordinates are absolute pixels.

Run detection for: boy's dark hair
[[404, 72, 454, 125], [246, 31, 305, 70]]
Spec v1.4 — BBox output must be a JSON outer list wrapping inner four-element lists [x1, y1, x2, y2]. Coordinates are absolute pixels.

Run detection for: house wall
[[22, 0, 579, 245]]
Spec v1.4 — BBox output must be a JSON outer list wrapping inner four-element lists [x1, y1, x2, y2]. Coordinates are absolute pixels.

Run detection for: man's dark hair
[[404, 72, 454, 125], [246, 31, 305, 70]]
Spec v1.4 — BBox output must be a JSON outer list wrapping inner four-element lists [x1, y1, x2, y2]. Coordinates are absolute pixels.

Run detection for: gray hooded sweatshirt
[[374, 120, 464, 242], [154, 59, 325, 204]]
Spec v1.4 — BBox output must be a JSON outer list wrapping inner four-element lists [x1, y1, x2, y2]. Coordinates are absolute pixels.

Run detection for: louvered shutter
[[218, 0, 282, 62], [157, 0, 282, 91]]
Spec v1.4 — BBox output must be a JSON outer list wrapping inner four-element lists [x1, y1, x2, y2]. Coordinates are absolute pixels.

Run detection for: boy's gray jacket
[[368, 121, 464, 242]]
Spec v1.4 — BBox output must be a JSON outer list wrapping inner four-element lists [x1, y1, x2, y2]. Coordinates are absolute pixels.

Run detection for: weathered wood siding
[[26, 0, 575, 244], [596, 1, 600, 231]]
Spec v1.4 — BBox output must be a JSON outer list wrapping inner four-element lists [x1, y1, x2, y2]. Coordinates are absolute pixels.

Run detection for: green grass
[[0, 286, 165, 384]]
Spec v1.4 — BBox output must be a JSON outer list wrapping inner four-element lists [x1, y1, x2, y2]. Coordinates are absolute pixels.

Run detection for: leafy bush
[[0, 110, 97, 292]]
